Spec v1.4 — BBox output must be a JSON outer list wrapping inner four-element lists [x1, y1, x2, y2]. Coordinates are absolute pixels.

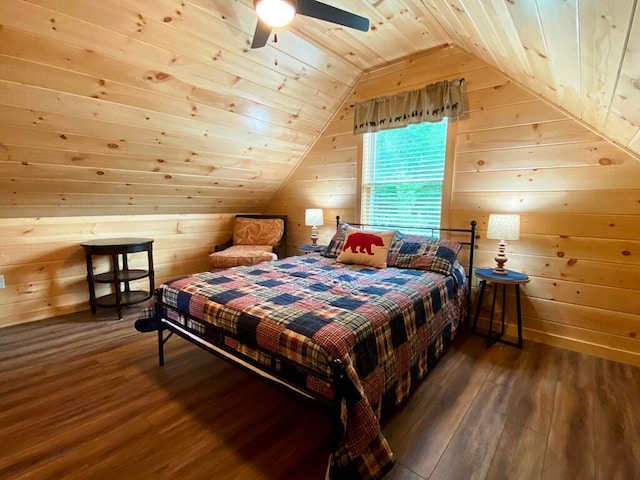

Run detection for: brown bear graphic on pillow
[[336, 228, 396, 268], [342, 232, 385, 256]]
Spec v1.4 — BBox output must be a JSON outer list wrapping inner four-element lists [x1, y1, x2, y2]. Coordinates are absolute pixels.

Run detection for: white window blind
[[361, 119, 448, 232]]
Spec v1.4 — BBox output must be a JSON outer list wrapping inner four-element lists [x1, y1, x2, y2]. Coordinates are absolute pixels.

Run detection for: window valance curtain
[[353, 79, 465, 135]]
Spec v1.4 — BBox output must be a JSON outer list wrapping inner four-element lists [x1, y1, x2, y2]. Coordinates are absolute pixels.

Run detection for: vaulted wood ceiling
[[1, 0, 639, 217]]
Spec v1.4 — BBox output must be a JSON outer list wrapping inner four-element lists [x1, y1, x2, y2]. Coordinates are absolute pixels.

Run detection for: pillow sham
[[336, 228, 396, 269], [322, 222, 350, 258], [387, 233, 462, 276]]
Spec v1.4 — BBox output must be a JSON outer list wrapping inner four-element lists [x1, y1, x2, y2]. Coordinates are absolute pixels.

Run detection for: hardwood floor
[[2, 308, 639, 480]]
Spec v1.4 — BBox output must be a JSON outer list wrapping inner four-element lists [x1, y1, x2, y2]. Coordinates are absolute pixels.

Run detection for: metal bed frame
[[155, 219, 477, 444], [336, 216, 478, 321]]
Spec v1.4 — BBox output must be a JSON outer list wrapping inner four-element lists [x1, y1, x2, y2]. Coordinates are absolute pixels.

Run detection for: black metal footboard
[[154, 289, 346, 444]]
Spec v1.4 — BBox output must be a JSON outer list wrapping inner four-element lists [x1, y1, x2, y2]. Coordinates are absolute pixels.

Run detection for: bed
[[135, 218, 477, 479]]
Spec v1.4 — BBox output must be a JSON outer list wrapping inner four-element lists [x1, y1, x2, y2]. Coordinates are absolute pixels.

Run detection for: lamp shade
[[305, 209, 324, 226], [487, 214, 520, 241], [255, 0, 296, 28]]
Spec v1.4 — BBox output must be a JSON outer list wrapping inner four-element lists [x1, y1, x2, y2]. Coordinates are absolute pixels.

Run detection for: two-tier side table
[[81, 238, 154, 319]]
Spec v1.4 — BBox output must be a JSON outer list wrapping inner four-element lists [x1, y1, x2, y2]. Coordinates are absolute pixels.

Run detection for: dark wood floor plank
[[2, 312, 640, 480], [542, 381, 595, 480], [427, 382, 509, 480], [503, 342, 559, 435], [558, 348, 597, 390], [484, 342, 528, 388], [13, 415, 161, 480], [384, 462, 425, 480], [485, 421, 546, 480], [384, 335, 499, 478], [593, 357, 640, 480]]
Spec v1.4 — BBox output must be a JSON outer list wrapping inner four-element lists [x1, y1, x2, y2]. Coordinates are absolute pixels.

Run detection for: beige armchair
[[208, 214, 287, 269]]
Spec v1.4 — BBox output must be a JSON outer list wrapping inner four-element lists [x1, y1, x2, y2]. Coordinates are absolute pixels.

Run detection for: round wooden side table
[[472, 267, 530, 348], [81, 238, 154, 319]]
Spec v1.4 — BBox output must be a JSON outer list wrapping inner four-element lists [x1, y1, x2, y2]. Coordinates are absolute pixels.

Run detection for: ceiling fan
[[251, 0, 370, 49]]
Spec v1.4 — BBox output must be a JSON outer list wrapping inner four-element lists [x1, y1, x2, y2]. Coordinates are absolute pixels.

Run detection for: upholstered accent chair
[[208, 214, 287, 269]]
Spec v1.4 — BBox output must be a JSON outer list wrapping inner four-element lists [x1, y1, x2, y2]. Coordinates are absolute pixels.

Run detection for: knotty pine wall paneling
[[0, 214, 232, 327], [0, 0, 363, 326], [267, 100, 359, 252], [267, 45, 640, 366], [0, 0, 361, 218]]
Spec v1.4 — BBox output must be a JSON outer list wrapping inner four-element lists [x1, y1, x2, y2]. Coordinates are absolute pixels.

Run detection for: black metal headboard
[[335, 216, 477, 320]]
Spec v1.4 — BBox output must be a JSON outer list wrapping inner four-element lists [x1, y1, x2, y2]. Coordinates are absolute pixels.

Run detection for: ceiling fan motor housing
[[254, 0, 298, 28], [251, 0, 370, 49]]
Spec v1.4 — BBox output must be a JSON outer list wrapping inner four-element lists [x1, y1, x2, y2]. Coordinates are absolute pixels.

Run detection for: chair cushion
[[209, 245, 276, 269], [233, 218, 284, 246]]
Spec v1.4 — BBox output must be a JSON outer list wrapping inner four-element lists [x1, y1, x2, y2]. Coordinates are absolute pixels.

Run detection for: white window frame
[[356, 120, 457, 231]]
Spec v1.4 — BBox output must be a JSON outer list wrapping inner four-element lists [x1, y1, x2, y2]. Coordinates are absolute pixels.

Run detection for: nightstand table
[[299, 244, 326, 254], [472, 268, 529, 348], [81, 238, 154, 319]]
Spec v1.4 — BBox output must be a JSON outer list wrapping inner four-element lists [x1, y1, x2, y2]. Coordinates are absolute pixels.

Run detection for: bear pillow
[[336, 228, 396, 268]]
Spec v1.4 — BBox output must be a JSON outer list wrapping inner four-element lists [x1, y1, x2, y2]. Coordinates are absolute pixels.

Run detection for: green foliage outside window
[[362, 119, 448, 232]]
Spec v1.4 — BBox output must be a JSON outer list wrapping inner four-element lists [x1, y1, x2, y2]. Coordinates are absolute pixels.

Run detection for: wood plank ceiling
[[0, 0, 639, 217]]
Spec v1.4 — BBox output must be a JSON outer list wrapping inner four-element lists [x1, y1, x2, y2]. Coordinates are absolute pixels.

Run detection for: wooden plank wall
[[0, 0, 359, 218], [267, 45, 640, 365], [0, 214, 232, 327]]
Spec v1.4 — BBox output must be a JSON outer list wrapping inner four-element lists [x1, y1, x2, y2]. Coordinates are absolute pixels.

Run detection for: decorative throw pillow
[[322, 222, 350, 258], [387, 233, 462, 276], [336, 228, 396, 268]]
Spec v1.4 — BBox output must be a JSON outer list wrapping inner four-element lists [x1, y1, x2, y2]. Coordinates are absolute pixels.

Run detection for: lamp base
[[310, 225, 318, 246], [493, 241, 509, 275]]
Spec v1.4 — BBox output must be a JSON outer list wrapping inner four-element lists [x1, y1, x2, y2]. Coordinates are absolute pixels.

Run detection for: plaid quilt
[[136, 255, 466, 479]]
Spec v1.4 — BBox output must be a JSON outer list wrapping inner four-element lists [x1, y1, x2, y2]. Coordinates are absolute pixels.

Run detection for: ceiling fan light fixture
[[255, 0, 296, 28]]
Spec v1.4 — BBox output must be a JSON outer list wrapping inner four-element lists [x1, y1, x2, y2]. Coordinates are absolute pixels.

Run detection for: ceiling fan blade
[[297, 0, 369, 32], [251, 19, 272, 49]]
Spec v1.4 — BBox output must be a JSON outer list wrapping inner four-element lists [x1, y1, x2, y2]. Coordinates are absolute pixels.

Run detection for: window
[[361, 119, 448, 232]]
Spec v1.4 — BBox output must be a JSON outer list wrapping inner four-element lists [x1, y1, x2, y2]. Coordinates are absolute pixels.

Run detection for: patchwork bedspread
[[136, 255, 465, 480]]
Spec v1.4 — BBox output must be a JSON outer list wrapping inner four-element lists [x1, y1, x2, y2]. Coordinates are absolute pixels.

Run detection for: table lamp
[[486, 214, 520, 275], [305, 209, 324, 246]]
